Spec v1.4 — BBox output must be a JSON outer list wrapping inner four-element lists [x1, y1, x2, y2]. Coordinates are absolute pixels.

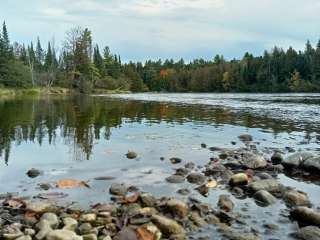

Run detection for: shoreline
[[1, 135, 320, 240]]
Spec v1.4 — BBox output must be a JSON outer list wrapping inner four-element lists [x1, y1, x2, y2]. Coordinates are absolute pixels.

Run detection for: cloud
[[1, 0, 320, 61]]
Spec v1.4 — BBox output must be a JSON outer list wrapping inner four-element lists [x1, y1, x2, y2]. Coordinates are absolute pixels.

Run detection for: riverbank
[[1, 134, 320, 240], [0, 87, 71, 97]]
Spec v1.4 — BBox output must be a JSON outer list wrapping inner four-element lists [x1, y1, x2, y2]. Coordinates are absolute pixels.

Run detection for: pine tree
[[35, 37, 44, 71]]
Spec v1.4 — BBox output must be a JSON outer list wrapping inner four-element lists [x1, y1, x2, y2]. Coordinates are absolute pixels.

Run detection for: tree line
[[0, 21, 320, 93]]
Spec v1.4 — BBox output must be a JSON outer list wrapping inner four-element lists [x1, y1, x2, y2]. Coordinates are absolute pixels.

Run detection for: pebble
[[46, 230, 83, 240], [151, 215, 185, 237], [253, 190, 276, 206], [187, 173, 206, 185]]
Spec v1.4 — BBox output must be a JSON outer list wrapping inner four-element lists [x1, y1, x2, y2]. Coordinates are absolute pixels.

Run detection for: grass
[[0, 87, 71, 97]]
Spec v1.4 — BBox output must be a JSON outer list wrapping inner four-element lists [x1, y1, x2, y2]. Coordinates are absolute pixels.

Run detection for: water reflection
[[0, 94, 319, 164]]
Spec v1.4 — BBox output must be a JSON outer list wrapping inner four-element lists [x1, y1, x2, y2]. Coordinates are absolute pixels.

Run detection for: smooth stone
[[238, 134, 253, 142], [126, 151, 137, 159], [109, 183, 128, 196], [151, 215, 185, 237], [229, 173, 248, 186], [253, 190, 276, 206], [299, 226, 320, 240], [223, 230, 261, 240], [222, 151, 267, 169], [271, 152, 283, 165], [177, 188, 190, 195], [46, 230, 83, 240], [35, 220, 52, 240], [40, 213, 59, 229], [26, 201, 56, 213], [63, 218, 78, 231], [189, 211, 206, 227], [115, 227, 138, 240], [170, 158, 182, 164], [26, 168, 41, 178], [140, 193, 157, 207], [248, 179, 283, 194], [175, 168, 189, 176], [82, 234, 97, 240], [302, 156, 320, 172], [283, 152, 314, 168], [78, 223, 93, 235], [283, 190, 310, 207], [217, 195, 234, 212], [186, 173, 206, 185], [166, 174, 185, 183], [137, 223, 161, 240], [16, 236, 32, 240], [24, 228, 36, 236], [185, 162, 195, 169], [80, 213, 96, 222], [256, 172, 273, 180], [290, 207, 320, 226], [166, 199, 189, 218]]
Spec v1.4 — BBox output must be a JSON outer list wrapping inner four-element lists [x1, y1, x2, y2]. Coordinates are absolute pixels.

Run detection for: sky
[[1, 0, 320, 62]]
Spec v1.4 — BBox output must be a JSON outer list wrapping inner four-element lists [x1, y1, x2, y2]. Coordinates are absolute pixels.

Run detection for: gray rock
[[35, 220, 52, 240], [253, 190, 276, 206], [166, 199, 189, 218], [271, 152, 283, 165], [177, 188, 190, 195], [238, 134, 253, 142], [186, 173, 206, 185], [109, 183, 128, 196], [46, 230, 82, 240], [63, 218, 78, 231], [290, 207, 320, 227], [302, 156, 320, 172], [299, 226, 320, 240], [151, 215, 185, 237], [166, 174, 185, 183], [26, 168, 41, 178], [16, 236, 32, 240], [140, 193, 156, 207], [82, 234, 97, 240], [256, 172, 273, 180], [222, 151, 267, 169], [229, 173, 248, 186], [78, 223, 93, 235], [40, 213, 59, 229], [283, 190, 310, 207], [126, 151, 137, 159], [283, 152, 314, 168], [170, 158, 182, 164], [223, 231, 261, 240], [218, 195, 234, 212], [26, 201, 56, 213], [248, 179, 283, 194]]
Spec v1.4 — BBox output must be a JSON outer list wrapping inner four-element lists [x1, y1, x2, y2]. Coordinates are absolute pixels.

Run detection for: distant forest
[[0, 21, 320, 93]]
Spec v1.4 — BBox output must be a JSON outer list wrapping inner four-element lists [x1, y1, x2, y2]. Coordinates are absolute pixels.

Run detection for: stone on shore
[[151, 215, 185, 237], [253, 190, 276, 206], [298, 226, 320, 240], [283, 190, 310, 207], [46, 230, 83, 240], [26, 168, 41, 178], [166, 199, 189, 218], [109, 183, 128, 196], [238, 134, 253, 142], [282, 152, 314, 169], [229, 173, 248, 186], [248, 179, 283, 194], [186, 173, 206, 185], [217, 195, 234, 212], [290, 207, 320, 227]]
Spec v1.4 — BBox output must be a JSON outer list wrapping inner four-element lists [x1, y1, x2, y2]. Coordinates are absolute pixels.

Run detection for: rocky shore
[[1, 134, 320, 240]]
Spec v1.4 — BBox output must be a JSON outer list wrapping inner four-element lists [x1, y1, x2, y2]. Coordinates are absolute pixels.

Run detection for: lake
[[0, 93, 320, 239]]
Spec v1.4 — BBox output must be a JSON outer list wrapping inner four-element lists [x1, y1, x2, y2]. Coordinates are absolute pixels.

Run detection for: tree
[[35, 37, 44, 71]]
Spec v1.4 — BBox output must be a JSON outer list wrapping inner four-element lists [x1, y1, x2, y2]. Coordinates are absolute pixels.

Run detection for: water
[[0, 93, 320, 239]]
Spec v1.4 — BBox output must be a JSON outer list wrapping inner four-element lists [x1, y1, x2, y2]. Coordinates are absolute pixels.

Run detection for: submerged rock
[[151, 215, 185, 237], [166, 199, 189, 218], [126, 151, 138, 159], [248, 179, 283, 194], [299, 226, 320, 240], [290, 207, 320, 227], [271, 152, 283, 165], [170, 157, 182, 164], [238, 134, 253, 142], [166, 174, 185, 183], [186, 173, 206, 185], [282, 152, 314, 169], [223, 230, 261, 240], [302, 156, 320, 172], [283, 190, 310, 207], [222, 151, 267, 169], [26, 168, 41, 178], [217, 195, 234, 212], [253, 190, 276, 206], [109, 183, 128, 196]]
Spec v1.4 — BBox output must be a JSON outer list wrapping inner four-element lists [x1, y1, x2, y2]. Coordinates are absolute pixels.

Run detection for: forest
[[0, 21, 320, 93]]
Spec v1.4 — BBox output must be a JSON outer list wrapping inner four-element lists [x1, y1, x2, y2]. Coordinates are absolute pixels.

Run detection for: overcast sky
[[1, 0, 320, 62]]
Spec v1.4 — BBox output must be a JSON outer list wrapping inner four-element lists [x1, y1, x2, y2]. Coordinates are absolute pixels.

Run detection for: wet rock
[[222, 151, 267, 169], [302, 156, 320, 172], [63, 218, 78, 231], [26, 168, 41, 178], [166, 199, 189, 218], [255, 172, 273, 180], [229, 173, 248, 186], [201, 143, 207, 148], [140, 193, 156, 207], [177, 188, 190, 195], [195, 184, 209, 197], [189, 211, 206, 227], [26, 201, 56, 213], [16, 236, 32, 240], [151, 215, 185, 237], [137, 223, 162, 240], [82, 234, 97, 240], [217, 195, 234, 212], [40, 213, 59, 229], [187, 173, 206, 185], [248, 179, 283, 194], [238, 134, 253, 142], [283, 190, 310, 207], [80, 213, 96, 222], [271, 152, 283, 165], [78, 223, 93, 235], [223, 230, 261, 240], [299, 226, 320, 240], [175, 168, 189, 176], [290, 207, 320, 227], [2, 225, 23, 239], [283, 152, 314, 169], [184, 162, 195, 169], [126, 151, 138, 159], [35, 219, 52, 240], [39, 183, 51, 191], [170, 157, 182, 164], [109, 183, 128, 196], [115, 227, 138, 240], [166, 174, 185, 183], [24, 228, 35, 236], [46, 230, 82, 240], [253, 190, 276, 206]]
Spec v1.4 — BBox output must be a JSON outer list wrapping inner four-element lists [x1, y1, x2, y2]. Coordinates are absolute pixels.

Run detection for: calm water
[[0, 93, 320, 239]]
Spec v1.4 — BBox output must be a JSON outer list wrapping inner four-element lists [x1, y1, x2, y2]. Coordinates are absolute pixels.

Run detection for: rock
[[271, 152, 283, 165], [253, 190, 276, 206], [39, 183, 51, 191], [223, 230, 261, 240], [299, 226, 320, 240], [186, 173, 206, 185], [283, 152, 314, 169], [222, 151, 267, 169], [175, 168, 189, 176], [317, 135, 320, 141], [136, 223, 162, 240], [40, 213, 59, 229], [115, 227, 138, 240], [26, 168, 41, 178], [63, 218, 78, 231], [217, 195, 234, 212], [101, 237, 112, 240], [195, 184, 209, 197], [201, 143, 207, 148], [2, 225, 23, 239], [290, 207, 320, 226], [177, 188, 190, 195], [255, 172, 273, 180], [283, 190, 310, 207], [24, 228, 36, 236], [16, 236, 32, 240], [26, 201, 56, 213], [166, 199, 189, 218], [302, 156, 320, 172], [140, 193, 156, 207], [35, 220, 52, 240], [80, 213, 96, 222], [126, 151, 137, 159], [229, 173, 248, 186], [109, 183, 128, 196], [82, 234, 97, 240], [189, 211, 206, 227], [166, 174, 185, 183], [248, 179, 283, 194], [78, 223, 93, 235], [184, 162, 195, 169], [170, 158, 182, 164], [238, 134, 253, 142], [151, 215, 185, 237], [46, 230, 83, 240]]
